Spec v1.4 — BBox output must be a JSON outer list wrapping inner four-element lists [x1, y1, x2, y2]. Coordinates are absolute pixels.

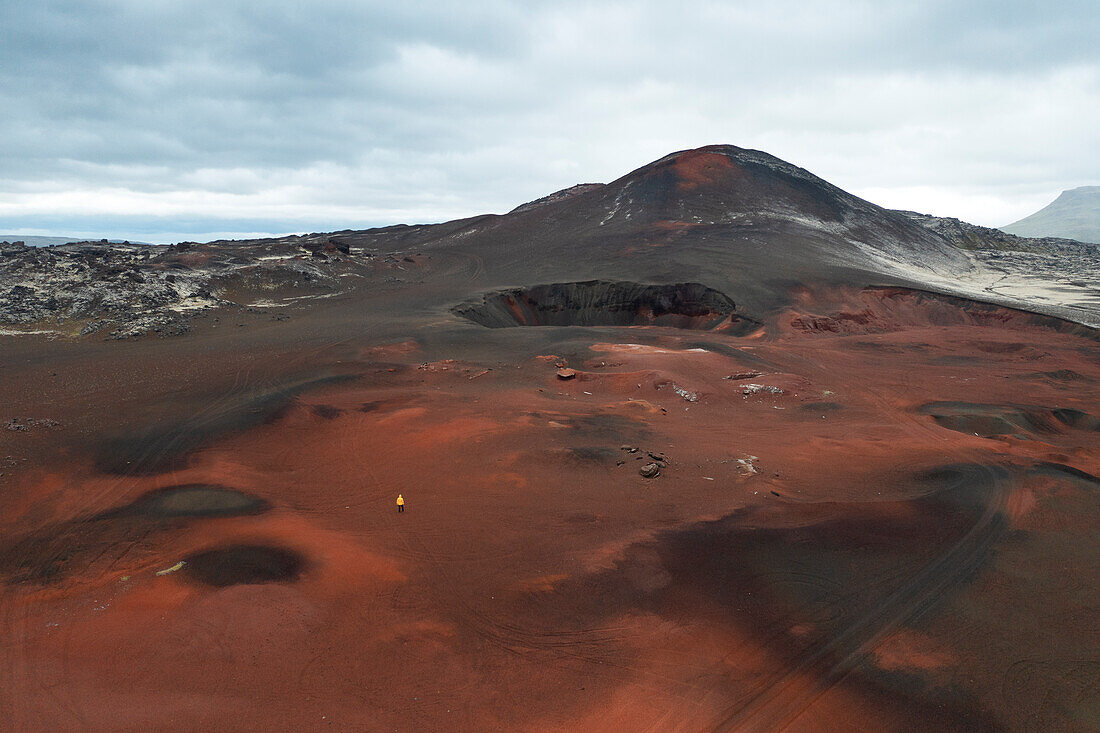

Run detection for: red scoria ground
[[1, 298, 1099, 731]]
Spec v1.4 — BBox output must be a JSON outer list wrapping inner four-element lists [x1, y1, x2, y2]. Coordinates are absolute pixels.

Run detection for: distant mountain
[[0, 235, 83, 247], [0, 235, 149, 247], [1002, 186, 1100, 244]]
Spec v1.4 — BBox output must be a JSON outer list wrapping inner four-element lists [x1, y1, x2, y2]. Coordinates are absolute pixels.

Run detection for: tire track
[[712, 463, 1012, 732]]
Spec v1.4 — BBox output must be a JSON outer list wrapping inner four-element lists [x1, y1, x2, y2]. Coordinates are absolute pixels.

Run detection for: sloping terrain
[[1, 146, 1098, 732]]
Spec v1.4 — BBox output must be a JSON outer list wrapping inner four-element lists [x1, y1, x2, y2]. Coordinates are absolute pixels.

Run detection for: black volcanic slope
[[420, 145, 973, 318], [324, 144, 986, 339]]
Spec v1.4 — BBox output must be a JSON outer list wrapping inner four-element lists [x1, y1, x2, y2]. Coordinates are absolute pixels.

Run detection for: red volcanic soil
[[672, 150, 741, 191], [2, 284, 1098, 732]]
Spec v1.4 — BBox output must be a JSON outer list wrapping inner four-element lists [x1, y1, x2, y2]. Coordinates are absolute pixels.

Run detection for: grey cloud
[[1, 1, 1097, 239]]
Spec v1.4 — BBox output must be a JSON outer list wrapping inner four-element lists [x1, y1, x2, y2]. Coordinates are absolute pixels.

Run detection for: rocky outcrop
[[897, 210, 1098, 255], [0, 235, 370, 339]]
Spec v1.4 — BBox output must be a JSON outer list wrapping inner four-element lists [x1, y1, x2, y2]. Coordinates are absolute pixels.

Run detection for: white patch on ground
[[734, 456, 759, 477], [671, 384, 699, 402], [740, 383, 784, 396], [600, 188, 627, 226], [244, 290, 349, 308], [169, 296, 220, 312], [0, 327, 64, 337], [592, 343, 716, 356], [281, 290, 346, 302], [873, 249, 1100, 328]]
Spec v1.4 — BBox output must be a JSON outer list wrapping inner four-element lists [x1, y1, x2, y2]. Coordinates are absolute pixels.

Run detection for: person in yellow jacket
[[396, 494, 405, 513]]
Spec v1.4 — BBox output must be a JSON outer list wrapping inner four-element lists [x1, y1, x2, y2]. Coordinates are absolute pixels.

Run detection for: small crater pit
[[181, 544, 305, 587], [453, 280, 756, 332], [105, 484, 270, 518], [919, 403, 1047, 437], [918, 402, 1100, 438], [1051, 408, 1100, 431]]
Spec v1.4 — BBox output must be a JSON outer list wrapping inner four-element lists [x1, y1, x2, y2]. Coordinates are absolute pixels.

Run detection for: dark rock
[[4, 418, 59, 432], [639, 463, 661, 478], [326, 237, 351, 254], [80, 319, 111, 336], [0, 237, 370, 340]]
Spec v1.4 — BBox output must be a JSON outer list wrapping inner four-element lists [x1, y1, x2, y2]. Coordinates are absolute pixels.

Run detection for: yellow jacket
[[396, 495, 404, 506]]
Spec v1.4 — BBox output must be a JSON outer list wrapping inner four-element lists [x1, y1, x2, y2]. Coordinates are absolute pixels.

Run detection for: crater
[[181, 544, 305, 587], [452, 280, 756, 332], [103, 484, 270, 518], [918, 402, 1100, 438], [1050, 408, 1100, 431], [1, 486, 272, 585]]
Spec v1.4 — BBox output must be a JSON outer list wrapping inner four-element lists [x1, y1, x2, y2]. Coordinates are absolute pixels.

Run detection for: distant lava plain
[[2, 145, 1099, 731]]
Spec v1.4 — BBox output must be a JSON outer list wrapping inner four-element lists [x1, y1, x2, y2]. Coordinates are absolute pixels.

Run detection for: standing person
[[396, 494, 405, 513]]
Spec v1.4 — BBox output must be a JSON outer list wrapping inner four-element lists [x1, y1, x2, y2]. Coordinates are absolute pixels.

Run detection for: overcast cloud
[[2, 0, 1097, 243]]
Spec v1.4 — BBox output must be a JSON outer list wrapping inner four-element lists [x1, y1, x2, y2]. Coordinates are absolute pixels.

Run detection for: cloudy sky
[[2, 0, 1097, 243]]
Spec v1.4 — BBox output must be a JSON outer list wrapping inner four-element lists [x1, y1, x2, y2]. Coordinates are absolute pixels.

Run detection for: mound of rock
[[0, 237, 370, 339]]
